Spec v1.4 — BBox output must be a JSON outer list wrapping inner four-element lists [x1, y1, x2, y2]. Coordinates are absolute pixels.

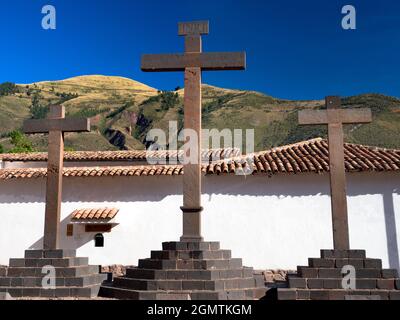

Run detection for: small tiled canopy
[[70, 208, 119, 221]]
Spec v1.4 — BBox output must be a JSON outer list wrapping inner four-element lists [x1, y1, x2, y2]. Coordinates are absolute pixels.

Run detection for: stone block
[[381, 269, 398, 279], [357, 269, 381, 279], [0, 278, 11, 287], [25, 250, 44, 259], [328, 290, 346, 300], [165, 270, 188, 280], [335, 258, 364, 269], [297, 266, 318, 278], [345, 295, 380, 300], [396, 279, 400, 290], [369, 290, 389, 300], [323, 279, 341, 289], [182, 280, 204, 290], [363, 259, 382, 269], [356, 279, 377, 289], [10, 277, 23, 287], [309, 290, 330, 300], [308, 258, 335, 268], [204, 280, 224, 291], [190, 291, 224, 300], [297, 289, 310, 300], [389, 291, 400, 300], [126, 268, 166, 280], [23, 288, 41, 297], [9, 259, 25, 267], [307, 279, 324, 289], [377, 279, 395, 290], [226, 290, 246, 300], [318, 268, 342, 278], [320, 249, 348, 259], [43, 249, 76, 259], [288, 277, 307, 289], [277, 289, 297, 300], [347, 250, 366, 259]]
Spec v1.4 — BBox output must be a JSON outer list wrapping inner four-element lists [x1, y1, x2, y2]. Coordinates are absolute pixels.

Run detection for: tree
[[0, 144, 4, 154], [30, 93, 49, 119], [0, 82, 18, 96], [8, 130, 34, 153]]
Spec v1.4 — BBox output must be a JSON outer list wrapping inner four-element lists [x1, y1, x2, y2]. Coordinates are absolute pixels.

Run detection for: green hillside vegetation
[[0, 75, 399, 154]]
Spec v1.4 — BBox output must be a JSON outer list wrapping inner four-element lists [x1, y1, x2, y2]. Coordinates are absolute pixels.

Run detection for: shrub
[[0, 82, 18, 96], [8, 130, 34, 153]]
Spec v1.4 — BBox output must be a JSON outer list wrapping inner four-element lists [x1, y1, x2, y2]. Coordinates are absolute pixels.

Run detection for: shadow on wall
[[383, 191, 399, 271], [28, 214, 99, 250]]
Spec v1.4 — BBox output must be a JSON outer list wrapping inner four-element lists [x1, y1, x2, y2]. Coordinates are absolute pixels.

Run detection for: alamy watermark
[[342, 5, 356, 30], [42, 5, 56, 30], [145, 121, 255, 175]]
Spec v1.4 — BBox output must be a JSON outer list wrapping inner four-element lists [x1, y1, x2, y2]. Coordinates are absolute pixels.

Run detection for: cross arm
[[23, 118, 91, 134], [298, 108, 372, 125], [141, 52, 246, 72]]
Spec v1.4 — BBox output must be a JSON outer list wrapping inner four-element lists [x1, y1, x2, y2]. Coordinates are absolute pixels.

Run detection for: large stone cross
[[141, 21, 246, 241], [23, 105, 90, 250], [298, 96, 372, 250]]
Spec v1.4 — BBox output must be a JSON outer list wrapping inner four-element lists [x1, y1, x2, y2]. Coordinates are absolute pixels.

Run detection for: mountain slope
[[0, 75, 399, 153]]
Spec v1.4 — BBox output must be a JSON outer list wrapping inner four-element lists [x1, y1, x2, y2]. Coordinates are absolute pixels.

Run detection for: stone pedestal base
[[100, 241, 266, 300], [277, 249, 400, 300], [0, 249, 107, 299]]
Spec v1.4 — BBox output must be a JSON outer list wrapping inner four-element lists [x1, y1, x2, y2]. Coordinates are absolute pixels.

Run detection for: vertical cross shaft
[[298, 96, 372, 250], [181, 35, 203, 241], [44, 105, 65, 249], [327, 99, 349, 250]]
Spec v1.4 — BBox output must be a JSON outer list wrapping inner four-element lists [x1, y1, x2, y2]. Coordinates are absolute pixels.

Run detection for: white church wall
[[0, 172, 399, 272]]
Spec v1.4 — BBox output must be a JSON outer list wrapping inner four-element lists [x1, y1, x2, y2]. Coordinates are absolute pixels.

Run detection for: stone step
[[25, 249, 77, 259], [278, 288, 400, 300], [308, 258, 383, 269], [126, 267, 254, 280], [0, 284, 101, 298], [138, 258, 243, 270], [9, 257, 89, 268], [320, 249, 366, 259], [162, 242, 220, 251], [0, 273, 107, 288], [288, 277, 400, 290], [6, 265, 101, 278], [297, 266, 398, 279], [113, 277, 259, 291], [150, 249, 232, 260], [99, 284, 256, 300]]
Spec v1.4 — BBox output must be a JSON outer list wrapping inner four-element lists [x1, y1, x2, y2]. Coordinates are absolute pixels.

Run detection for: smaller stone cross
[[23, 105, 90, 250]]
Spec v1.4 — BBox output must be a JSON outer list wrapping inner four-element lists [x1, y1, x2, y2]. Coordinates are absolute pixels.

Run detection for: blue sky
[[0, 0, 399, 100]]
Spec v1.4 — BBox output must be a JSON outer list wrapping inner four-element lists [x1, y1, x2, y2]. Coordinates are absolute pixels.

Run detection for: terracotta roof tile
[[0, 138, 399, 180], [71, 208, 119, 221], [0, 148, 240, 163]]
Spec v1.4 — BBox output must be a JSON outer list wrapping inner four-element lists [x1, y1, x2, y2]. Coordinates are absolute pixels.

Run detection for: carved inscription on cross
[[298, 96, 372, 250], [141, 21, 246, 241], [23, 105, 90, 249]]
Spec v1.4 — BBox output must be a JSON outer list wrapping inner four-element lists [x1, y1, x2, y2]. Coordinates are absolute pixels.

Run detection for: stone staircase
[[0, 249, 107, 298], [100, 241, 266, 300], [278, 249, 400, 300]]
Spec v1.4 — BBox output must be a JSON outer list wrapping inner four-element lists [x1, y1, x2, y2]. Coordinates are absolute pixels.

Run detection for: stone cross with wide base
[[298, 96, 372, 250], [23, 105, 90, 250], [141, 21, 246, 242]]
